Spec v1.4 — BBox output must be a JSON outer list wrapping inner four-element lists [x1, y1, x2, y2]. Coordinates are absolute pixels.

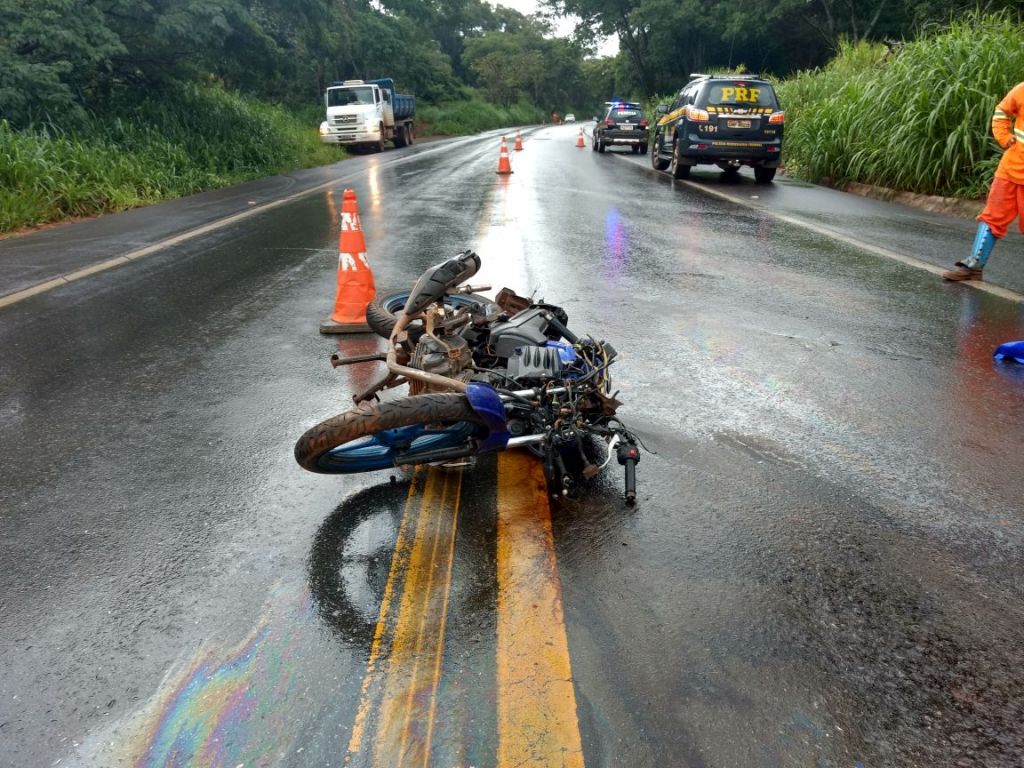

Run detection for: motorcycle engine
[[488, 307, 559, 358], [506, 345, 565, 382], [410, 333, 473, 394]]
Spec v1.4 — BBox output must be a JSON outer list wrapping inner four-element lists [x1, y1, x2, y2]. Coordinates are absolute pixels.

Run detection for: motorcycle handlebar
[[623, 459, 636, 505], [616, 440, 639, 505]]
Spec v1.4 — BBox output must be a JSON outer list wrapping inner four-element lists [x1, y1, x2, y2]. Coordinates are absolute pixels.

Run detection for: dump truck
[[318, 78, 416, 151]]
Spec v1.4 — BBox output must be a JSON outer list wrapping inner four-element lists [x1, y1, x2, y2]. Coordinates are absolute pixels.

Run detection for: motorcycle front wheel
[[366, 292, 497, 340], [295, 393, 486, 474]]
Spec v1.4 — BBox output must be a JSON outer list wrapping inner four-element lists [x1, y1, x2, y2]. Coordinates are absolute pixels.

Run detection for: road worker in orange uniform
[[943, 81, 1024, 281]]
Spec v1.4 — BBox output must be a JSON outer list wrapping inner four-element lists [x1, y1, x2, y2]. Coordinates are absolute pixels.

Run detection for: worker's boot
[[943, 222, 996, 281]]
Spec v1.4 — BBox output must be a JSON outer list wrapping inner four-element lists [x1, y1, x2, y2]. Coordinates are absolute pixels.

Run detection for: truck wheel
[[394, 124, 407, 148], [406, 124, 414, 145], [640, 143, 648, 155], [375, 125, 385, 153], [754, 166, 776, 184]]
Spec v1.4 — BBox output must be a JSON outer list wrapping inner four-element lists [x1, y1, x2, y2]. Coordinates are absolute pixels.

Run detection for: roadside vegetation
[[418, 94, 545, 137], [0, 87, 549, 235], [777, 12, 1023, 199], [0, 86, 336, 233]]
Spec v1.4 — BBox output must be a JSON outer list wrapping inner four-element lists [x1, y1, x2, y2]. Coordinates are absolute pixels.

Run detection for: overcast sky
[[491, 0, 619, 56]]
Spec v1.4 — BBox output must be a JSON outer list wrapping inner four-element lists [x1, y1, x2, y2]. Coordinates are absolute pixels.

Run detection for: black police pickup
[[651, 74, 784, 182], [593, 101, 649, 154]]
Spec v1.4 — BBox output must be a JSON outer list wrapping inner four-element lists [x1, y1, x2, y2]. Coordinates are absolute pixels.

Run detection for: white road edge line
[[0, 140, 464, 310], [684, 181, 1024, 302], [623, 149, 1024, 305]]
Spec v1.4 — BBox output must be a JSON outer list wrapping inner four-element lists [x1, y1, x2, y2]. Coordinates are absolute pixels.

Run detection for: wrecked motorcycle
[[294, 250, 640, 503]]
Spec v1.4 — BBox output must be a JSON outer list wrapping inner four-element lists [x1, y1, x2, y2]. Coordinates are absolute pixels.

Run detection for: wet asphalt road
[[2, 123, 1024, 768]]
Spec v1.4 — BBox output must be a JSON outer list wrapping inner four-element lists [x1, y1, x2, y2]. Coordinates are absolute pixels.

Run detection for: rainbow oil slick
[[135, 625, 268, 768], [72, 583, 334, 768]]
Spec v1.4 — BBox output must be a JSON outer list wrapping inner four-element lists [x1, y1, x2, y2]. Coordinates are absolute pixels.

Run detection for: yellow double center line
[[345, 456, 584, 767], [344, 468, 462, 767], [496, 451, 585, 768]]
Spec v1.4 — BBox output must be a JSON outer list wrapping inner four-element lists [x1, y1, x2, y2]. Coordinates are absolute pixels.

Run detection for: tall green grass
[[778, 13, 1023, 199], [0, 84, 338, 234], [1, 81, 551, 234], [417, 92, 544, 136]]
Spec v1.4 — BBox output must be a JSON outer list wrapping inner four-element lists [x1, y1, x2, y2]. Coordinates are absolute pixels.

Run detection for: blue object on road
[[994, 340, 1024, 363]]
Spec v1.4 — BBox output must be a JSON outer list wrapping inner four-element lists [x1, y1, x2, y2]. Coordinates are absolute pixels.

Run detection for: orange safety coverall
[[979, 81, 1024, 239]]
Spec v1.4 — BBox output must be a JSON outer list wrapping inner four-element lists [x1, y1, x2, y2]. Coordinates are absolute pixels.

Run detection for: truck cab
[[319, 79, 416, 151]]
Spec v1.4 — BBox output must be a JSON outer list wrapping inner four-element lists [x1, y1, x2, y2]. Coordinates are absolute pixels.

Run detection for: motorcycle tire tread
[[294, 393, 483, 473], [365, 292, 496, 341], [365, 294, 402, 339]]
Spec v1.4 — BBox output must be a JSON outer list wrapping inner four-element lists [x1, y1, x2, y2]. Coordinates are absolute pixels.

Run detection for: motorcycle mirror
[[403, 250, 481, 315]]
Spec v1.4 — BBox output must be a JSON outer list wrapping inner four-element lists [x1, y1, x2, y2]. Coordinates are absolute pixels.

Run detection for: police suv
[[593, 101, 650, 154], [651, 74, 784, 182]]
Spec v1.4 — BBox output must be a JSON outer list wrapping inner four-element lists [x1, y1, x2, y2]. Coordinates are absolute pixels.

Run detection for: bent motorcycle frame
[[382, 297, 543, 462], [389, 387, 560, 467]]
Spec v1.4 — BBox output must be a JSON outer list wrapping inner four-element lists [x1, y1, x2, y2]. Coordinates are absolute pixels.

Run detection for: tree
[[346, 10, 459, 101], [546, 0, 660, 92], [546, 0, 1024, 100], [0, 0, 124, 127]]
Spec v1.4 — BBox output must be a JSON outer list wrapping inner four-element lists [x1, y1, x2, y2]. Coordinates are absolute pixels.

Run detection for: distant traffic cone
[[513, 130, 524, 151], [575, 128, 585, 148], [320, 189, 376, 334], [496, 136, 514, 175]]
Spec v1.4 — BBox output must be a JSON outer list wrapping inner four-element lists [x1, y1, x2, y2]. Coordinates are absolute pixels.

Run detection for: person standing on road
[[943, 81, 1024, 281]]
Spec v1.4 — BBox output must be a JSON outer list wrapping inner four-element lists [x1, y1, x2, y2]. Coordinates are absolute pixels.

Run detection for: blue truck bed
[[367, 78, 416, 121]]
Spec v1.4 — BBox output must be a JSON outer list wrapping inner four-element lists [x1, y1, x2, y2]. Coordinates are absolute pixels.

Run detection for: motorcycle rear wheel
[[366, 292, 496, 340], [295, 393, 486, 474]]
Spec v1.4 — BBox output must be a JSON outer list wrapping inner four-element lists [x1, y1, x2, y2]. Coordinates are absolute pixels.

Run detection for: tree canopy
[[2, 0, 1020, 129], [549, 0, 1023, 95]]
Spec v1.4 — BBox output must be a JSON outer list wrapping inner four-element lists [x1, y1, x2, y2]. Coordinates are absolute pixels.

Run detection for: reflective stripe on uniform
[[1015, 127, 1024, 142], [994, 109, 1009, 120]]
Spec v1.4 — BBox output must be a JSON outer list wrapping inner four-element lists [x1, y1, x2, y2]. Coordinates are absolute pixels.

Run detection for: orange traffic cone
[[575, 128, 585, 148], [513, 130, 524, 151], [320, 189, 376, 334], [496, 136, 514, 175]]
